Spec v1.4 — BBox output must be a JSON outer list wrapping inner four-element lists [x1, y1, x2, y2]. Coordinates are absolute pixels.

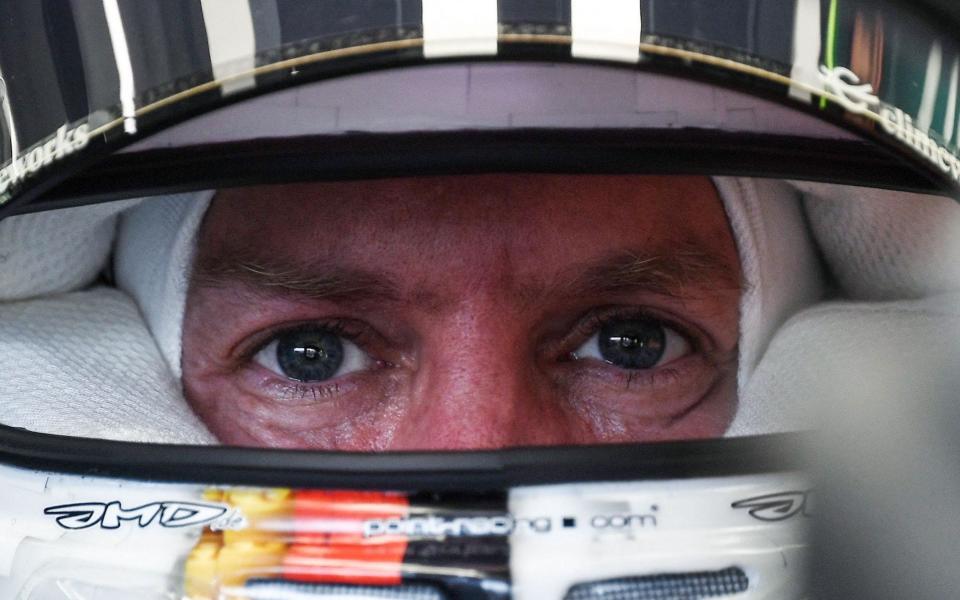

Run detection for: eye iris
[[598, 319, 666, 369], [275, 329, 344, 382]]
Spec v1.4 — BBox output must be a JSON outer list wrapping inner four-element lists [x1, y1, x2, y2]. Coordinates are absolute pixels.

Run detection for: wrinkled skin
[[181, 174, 741, 450]]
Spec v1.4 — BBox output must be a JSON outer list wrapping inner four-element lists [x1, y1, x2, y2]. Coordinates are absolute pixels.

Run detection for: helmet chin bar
[[0, 428, 810, 598], [0, 461, 810, 599]]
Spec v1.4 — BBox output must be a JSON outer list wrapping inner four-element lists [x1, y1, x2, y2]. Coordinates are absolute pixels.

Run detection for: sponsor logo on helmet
[[879, 106, 960, 180], [0, 123, 90, 199], [363, 510, 658, 538], [731, 490, 813, 522], [818, 65, 960, 183], [43, 499, 246, 530], [818, 65, 880, 116], [364, 514, 533, 538]]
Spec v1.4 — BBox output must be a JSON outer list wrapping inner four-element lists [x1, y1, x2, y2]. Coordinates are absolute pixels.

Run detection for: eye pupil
[[276, 329, 343, 381], [598, 319, 666, 369]]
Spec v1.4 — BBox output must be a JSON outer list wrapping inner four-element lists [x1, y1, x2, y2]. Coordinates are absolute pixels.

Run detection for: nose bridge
[[421, 310, 528, 448], [392, 303, 567, 450]]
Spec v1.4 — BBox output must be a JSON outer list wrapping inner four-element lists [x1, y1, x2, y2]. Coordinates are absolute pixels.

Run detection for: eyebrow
[[192, 243, 740, 306], [192, 254, 401, 304], [560, 244, 742, 300]]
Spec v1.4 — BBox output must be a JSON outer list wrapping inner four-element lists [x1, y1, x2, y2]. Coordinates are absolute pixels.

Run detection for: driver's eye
[[572, 318, 691, 369], [253, 326, 373, 382]]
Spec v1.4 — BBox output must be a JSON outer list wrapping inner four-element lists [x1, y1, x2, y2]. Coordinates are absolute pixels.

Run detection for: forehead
[[198, 174, 738, 282]]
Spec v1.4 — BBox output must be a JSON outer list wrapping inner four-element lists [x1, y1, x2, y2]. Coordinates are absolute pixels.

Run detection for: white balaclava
[[0, 198, 214, 443], [740, 182, 960, 438], [713, 178, 826, 435], [1, 178, 958, 443], [113, 192, 214, 380]]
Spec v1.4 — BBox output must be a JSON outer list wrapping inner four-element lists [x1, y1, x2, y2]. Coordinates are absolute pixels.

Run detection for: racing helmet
[[0, 1, 959, 599]]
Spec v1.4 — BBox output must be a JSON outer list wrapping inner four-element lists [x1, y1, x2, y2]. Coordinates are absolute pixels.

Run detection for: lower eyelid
[[280, 381, 344, 404], [559, 356, 721, 423], [562, 351, 707, 392], [243, 365, 361, 405], [623, 365, 685, 388]]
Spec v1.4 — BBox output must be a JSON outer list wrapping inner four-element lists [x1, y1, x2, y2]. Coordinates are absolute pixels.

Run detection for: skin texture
[[181, 174, 742, 450]]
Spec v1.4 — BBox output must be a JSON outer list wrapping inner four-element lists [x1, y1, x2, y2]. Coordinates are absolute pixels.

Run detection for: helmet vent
[[241, 579, 447, 599], [563, 567, 749, 599]]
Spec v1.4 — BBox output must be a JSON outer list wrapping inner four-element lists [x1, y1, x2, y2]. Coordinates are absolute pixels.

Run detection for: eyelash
[[564, 307, 701, 358], [242, 307, 704, 398], [284, 381, 342, 402], [241, 319, 358, 362], [243, 319, 385, 400], [559, 307, 705, 391]]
